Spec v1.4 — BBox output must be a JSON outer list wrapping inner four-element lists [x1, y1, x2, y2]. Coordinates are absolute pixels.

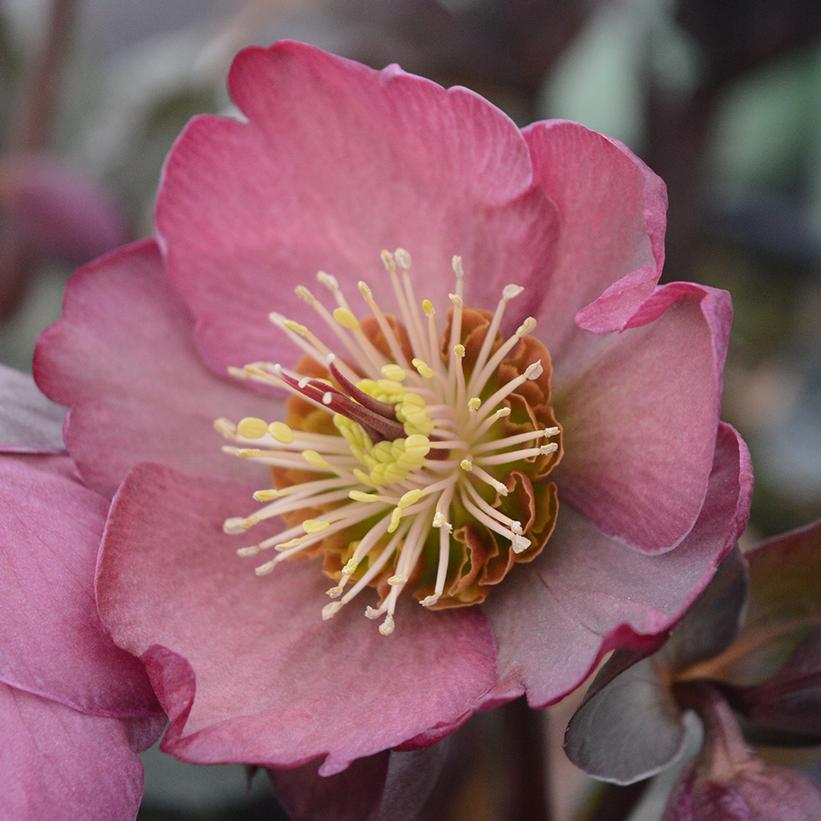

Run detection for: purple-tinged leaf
[[662, 546, 748, 672], [564, 551, 746, 784], [696, 520, 821, 686], [723, 627, 821, 740], [564, 655, 685, 784]]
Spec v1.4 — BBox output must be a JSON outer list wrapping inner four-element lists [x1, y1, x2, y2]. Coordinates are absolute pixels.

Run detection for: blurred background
[[1, 0, 819, 818]]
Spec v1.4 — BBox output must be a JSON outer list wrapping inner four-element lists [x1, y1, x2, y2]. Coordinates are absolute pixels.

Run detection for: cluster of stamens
[[216, 249, 560, 635]]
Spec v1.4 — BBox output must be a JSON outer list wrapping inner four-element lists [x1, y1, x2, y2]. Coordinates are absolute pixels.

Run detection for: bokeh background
[[1, 1, 819, 818]]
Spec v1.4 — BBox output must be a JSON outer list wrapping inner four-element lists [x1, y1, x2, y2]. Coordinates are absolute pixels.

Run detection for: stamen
[[467, 282, 524, 396], [477, 442, 559, 466], [357, 280, 411, 368], [474, 426, 559, 454], [470, 316, 537, 396], [222, 249, 560, 633]]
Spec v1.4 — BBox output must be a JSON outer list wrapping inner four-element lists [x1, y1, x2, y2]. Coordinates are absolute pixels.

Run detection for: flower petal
[[0, 364, 64, 453], [33, 239, 275, 498], [486, 422, 752, 708], [0, 453, 159, 718], [555, 283, 733, 553], [523, 120, 667, 378], [97, 463, 497, 775], [0, 682, 155, 821], [156, 40, 557, 373]]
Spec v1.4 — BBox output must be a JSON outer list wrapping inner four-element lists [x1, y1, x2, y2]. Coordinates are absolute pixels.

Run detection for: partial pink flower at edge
[[33, 41, 753, 778], [0, 375, 164, 820]]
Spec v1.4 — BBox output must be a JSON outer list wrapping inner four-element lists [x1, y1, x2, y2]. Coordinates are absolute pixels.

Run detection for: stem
[[501, 697, 551, 821], [574, 779, 650, 821], [12, 0, 77, 151]]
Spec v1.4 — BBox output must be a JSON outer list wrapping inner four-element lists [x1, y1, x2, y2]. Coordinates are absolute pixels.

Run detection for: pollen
[[219, 249, 563, 636]]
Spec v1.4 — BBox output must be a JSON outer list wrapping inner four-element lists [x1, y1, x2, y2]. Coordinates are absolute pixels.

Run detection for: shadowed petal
[[34, 239, 275, 498], [97, 463, 496, 775], [0, 453, 159, 718], [156, 40, 558, 374], [486, 423, 752, 708], [0, 682, 157, 821], [0, 364, 64, 453]]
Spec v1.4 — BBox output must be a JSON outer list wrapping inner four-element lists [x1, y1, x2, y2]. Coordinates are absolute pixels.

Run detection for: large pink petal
[[486, 423, 753, 708], [523, 120, 667, 379], [0, 453, 159, 718], [97, 463, 497, 775], [0, 682, 156, 821], [156, 40, 558, 374], [33, 239, 275, 498], [554, 283, 732, 553], [0, 364, 64, 453]]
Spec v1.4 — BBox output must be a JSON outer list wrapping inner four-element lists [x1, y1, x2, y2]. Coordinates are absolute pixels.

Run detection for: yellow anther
[[405, 434, 431, 453], [333, 307, 360, 330], [353, 468, 378, 487], [294, 285, 316, 304], [278, 536, 307, 549], [349, 490, 380, 502], [268, 422, 295, 444], [454, 343, 466, 358], [302, 450, 331, 469], [237, 448, 265, 459], [316, 271, 338, 290], [412, 358, 434, 379], [357, 280, 373, 301], [422, 298, 435, 316], [283, 319, 309, 337], [388, 507, 403, 533], [303, 519, 331, 534], [380, 250, 396, 274], [398, 489, 423, 508], [467, 397, 482, 411], [432, 511, 447, 528], [460, 458, 474, 472], [237, 417, 269, 439], [253, 489, 279, 502], [342, 558, 359, 575], [381, 364, 406, 382]]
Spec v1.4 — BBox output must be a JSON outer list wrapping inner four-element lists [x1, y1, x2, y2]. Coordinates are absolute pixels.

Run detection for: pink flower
[[0, 367, 164, 819], [33, 42, 752, 778]]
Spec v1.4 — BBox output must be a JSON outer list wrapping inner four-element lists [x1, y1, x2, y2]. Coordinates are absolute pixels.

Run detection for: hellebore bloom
[[0, 367, 164, 820], [33, 42, 752, 776]]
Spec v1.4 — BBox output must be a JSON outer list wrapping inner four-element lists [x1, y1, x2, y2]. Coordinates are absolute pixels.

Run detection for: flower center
[[216, 250, 562, 635]]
